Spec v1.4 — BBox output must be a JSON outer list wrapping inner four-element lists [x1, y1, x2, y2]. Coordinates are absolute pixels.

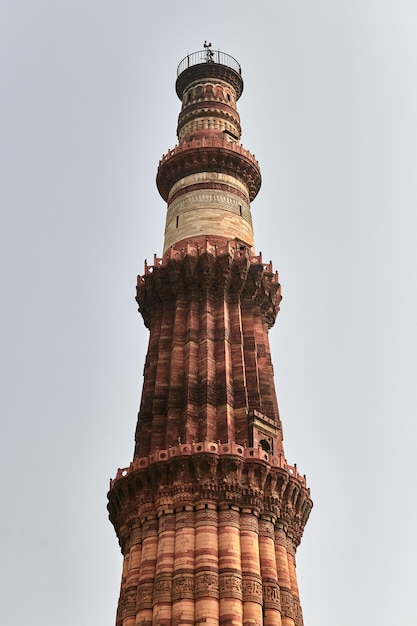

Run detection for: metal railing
[[177, 49, 241, 77]]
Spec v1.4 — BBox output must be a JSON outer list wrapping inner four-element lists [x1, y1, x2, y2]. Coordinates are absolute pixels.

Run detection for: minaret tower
[[108, 46, 312, 626]]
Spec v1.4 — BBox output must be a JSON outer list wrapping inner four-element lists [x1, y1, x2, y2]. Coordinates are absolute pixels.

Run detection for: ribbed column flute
[[286, 538, 303, 626], [275, 526, 295, 626], [167, 292, 186, 443], [194, 503, 219, 626], [259, 516, 282, 626], [172, 505, 195, 625], [198, 287, 216, 441], [136, 512, 158, 626], [240, 510, 263, 626], [184, 290, 199, 442], [116, 550, 128, 626], [152, 509, 175, 626], [218, 505, 242, 626], [215, 289, 235, 443], [150, 300, 174, 452], [123, 522, 142, 626]]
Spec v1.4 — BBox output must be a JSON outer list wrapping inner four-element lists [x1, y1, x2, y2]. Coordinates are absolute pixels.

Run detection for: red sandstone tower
[[108, 46, 312, 626]]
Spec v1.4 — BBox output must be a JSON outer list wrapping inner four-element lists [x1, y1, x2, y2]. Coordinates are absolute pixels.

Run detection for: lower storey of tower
[[108, 445, 312, 626]]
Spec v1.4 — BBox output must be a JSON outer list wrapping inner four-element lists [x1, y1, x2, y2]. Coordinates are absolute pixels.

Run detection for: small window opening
[[176, 215, 179, 228], [239, 205, 242, 216], [259, 439, 271, 453]]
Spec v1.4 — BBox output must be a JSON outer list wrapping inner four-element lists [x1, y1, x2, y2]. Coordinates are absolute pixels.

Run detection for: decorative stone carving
[[240, 514, 259, 533], [219, 573, 242, 599], [280, 587, 295, 619], [153, 577, 172, 602], [136, 582, 153, 609], [258, 518, 274, 538], [195, 572, 219, 598], [242, 577, 263, 603], [172, 574, 194, 600], [121, 591, 137, 618], [263, 582, 281, 610]]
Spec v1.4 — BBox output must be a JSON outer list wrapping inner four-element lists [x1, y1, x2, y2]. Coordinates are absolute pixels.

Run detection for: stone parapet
[[156, 138, 261, 202], [109, 439, 307, 490]]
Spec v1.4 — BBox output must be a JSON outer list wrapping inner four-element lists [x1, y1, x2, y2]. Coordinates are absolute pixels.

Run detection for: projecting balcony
[[177, 49, 241, 77], [176, 49, 243, 100]]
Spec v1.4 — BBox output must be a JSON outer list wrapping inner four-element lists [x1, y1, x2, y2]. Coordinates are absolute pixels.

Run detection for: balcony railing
[[177, 49, 241, 77]]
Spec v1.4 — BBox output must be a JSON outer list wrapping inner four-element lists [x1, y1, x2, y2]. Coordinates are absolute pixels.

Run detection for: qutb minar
[[108, 44, 313, 626]]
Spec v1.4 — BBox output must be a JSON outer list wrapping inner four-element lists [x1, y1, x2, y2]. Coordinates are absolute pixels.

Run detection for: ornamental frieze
[[153, 578, 172, 601], [280, 587, 295, 619], [294, 601, 304, 626], [136, 582, 153, 610], [263, 582, 281, 610], [239, 514, 259, 533], [258, 518, 275, 538], [172, 575, 194, 599], [219, 573, 242, 599], [194, 572, 219, 597], [242, 577, 263, 602]]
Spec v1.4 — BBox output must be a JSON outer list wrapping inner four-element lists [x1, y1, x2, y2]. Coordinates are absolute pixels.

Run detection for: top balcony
[[176, 48, 243, 100], [177, 49, 241, 77]]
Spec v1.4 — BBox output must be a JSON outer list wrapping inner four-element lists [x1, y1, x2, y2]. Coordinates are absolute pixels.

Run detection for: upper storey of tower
[[157, 46, 261, 254], [175, 49, 244, 143]]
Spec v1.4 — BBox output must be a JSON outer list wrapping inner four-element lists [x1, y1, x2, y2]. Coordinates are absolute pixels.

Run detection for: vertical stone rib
[[198, 286, 216, 441], [218, 505, 242, 626], [122, 523, 142, 626], [167, 293, 186, 445], [240, 298, 261, 414], [215, 289, 234, 443], [253, 311, 279, 422], [230, 294, 249, 444], [240, 511, 263, 626], [259, 517, 282, 626], [153, 510, 175, 626], [275, 527, 295, 626], [136, 513, 158, 626], [195, 503, 219, 626], [184, 291, 199, 442], [286, 540, 303, 626], [116, 552, 129, 626], [151, 300, 175, 452], [135, 307, 163, 457], [172, 506, 195, 625]]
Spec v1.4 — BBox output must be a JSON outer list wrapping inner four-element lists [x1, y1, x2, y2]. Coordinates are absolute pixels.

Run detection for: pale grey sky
[[1, 2, 416, 625]]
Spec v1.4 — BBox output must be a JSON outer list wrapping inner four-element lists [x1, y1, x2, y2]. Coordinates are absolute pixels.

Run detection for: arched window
[[259, 439, 270, 453]]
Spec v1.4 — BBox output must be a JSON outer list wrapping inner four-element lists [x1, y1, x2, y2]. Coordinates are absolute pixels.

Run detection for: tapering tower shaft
[[108, 48, 312, 626]]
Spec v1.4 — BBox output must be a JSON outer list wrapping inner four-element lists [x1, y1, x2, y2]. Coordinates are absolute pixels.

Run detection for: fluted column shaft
[[153, 511, 175, 626], [259, 517, 281, 626], [184, 290, 200, 442], [275, 527, 295, 626], [195, 503, 219, 626], [116, 549, 129, 626], [167, 293, 186, 443], [198, 287, 216, 441], [120, 523, 142, 626], [215, 289, 235, 443], [136, 513, 158, 626], [172, 506, 195, 625], [240, 511, 262, 626], [286, 539, 303, 626], [218, 505, 242, 626]]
